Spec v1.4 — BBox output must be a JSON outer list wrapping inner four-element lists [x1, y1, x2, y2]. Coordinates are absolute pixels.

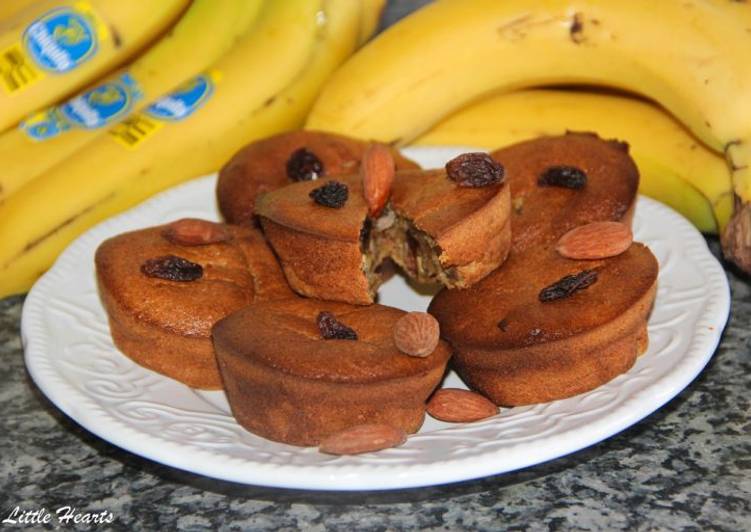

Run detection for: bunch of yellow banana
[[307, 0, 751, 273], [0, 0, 374, 298], [0, 0, 265, 200]]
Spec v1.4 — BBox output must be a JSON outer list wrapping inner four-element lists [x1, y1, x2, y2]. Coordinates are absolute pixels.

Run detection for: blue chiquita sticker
[[59, 73, 143, 129], [145, 75, 214, 121], [23, 8, 98, 73], [20, 108, 72, 141]]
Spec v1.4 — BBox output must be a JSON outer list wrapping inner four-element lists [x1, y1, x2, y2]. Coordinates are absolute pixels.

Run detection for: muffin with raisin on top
[[96, 219, 294, 389], [213, 298, 452, 446], [429, 133, 658, 406], [255, 152, 512, 305], [216, 130, 419, 225]]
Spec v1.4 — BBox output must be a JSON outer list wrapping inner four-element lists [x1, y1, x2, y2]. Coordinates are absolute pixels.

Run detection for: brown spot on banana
[[110, 26, 122, 48], [570, 13, 585, 44]]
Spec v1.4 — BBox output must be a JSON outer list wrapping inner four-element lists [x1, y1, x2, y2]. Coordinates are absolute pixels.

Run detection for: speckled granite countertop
[[2, 2, 750, 530]]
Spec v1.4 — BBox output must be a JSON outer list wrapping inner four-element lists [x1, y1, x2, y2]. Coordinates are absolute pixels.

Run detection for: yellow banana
[[415, 89, 732, 234], [358, 0, 385, 44], [0, 0, 189, 132], [0, 0, 264, 201], [306, 0, 751, 271], [0, 0, 362, 298], [0, 0, 40, 24]]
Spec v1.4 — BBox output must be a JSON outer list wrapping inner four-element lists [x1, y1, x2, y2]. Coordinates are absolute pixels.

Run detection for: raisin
[[309, 180, 348, 208], [287, 148, 323, 181], [497, 318, 509, 332], [539, 269, 597, 302], [569, 13, 584, 44], [141, 255, 203, 282], [538, 166, 587, 189], [445, 152, 505, 188], [316, 312, 358, 340]]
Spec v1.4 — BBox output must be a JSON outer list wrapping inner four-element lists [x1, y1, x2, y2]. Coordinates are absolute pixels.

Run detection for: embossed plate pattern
[[22, 147, 730, 491]]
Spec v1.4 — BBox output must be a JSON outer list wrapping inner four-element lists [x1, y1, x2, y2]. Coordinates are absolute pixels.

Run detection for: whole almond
[[163, 218, 230, 246], [556, 221, 633, 260], [319, 424, 406, 455], [393, 312, 440, 357], [361, 142, 395, 217], [426, 388, 498, 423]]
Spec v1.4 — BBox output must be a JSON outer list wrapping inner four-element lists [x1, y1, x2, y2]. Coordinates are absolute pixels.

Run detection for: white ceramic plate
[[22, 147, 730, 491]]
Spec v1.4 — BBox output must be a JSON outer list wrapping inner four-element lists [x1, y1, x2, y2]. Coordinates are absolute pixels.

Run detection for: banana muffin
[[217, 130, 419, 224], [96, 219, 294, 389], [428, 133, 657, 405], [213, 298, 452, 446], [255, 156, 511, 304]]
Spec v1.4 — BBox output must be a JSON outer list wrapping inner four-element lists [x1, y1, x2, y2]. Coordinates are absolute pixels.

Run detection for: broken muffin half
[[254, 161, 512, 305]]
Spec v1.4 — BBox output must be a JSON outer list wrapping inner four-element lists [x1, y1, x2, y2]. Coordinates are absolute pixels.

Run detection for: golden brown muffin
[[428, 133, 656, 405], [499, 132, 639, 253], [429, 245, 657, 405], [255, 176, 372, 304], [380, 166, 511, 288], [255, 164, 512, 304], [95, 219, 294, 389], [217, 130, 419, 225], [212, 298, 452, 446]]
